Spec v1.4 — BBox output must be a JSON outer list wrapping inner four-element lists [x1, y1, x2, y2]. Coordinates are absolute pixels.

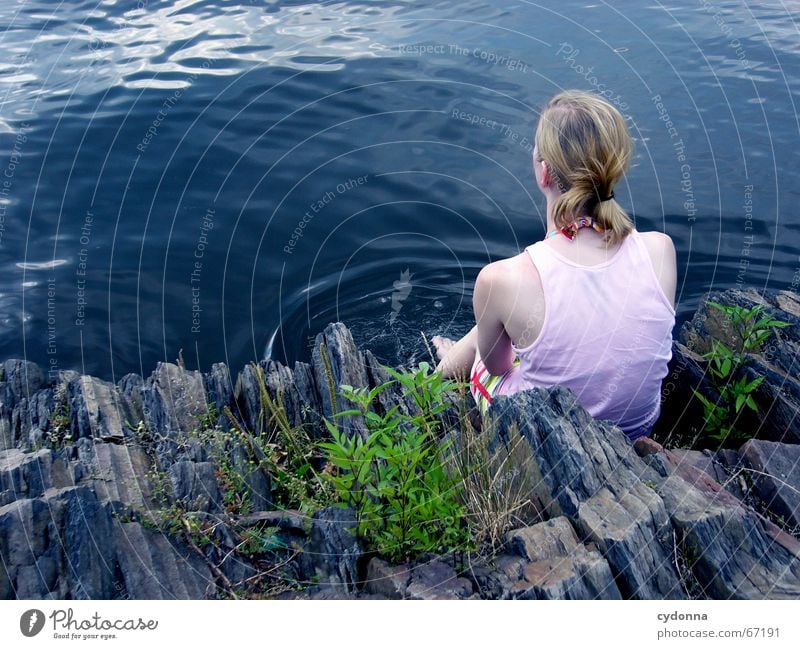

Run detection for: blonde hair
[[535, 90, 633, 245]]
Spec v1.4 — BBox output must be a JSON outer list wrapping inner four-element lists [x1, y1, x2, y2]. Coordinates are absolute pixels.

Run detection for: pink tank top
[[497, 228, 676, 440]]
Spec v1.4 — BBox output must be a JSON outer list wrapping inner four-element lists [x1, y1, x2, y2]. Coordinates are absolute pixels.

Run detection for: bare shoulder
[[638, 230, 675, 252], [475, 251, 544, 345], [475, 253, 537, 311], [476, 254, 525, 285], [636, 231, 677, 307]]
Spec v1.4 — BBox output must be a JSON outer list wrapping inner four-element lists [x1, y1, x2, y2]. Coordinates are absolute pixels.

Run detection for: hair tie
[[599, 191, 615, 202]]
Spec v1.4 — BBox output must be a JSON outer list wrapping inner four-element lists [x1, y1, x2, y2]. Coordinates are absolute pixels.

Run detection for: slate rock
[[1, 360, 46, 407], [488, 386, 683, 599], [142, 362, 208, 438], [0, 497, 52, 574], [67, 376, 135, 442], [88, 443, 158, 514], [653, 341, 713, 445], [464, 553, 528, 600], [234, 358, 326, 441], [364, 557, 412, 598], [189, 511, 258, 588], [60, 486, 118, 599], [238, 509, 308, 533], [406, 559, 474, 600], [311, 323, 369, 439], [113, 520, 216, 599], [504, 517, 621, 600], [739, 356, 800, 444], [203, 362, 234, 428], [637, 439, 800, 599], [293, 361, 325, 436], [302, 506, 361, 592], [232, 362, 265, 436], [168, 460, 224, 513], [263, 360, 318, 432], [14, 555, 59, 599], [142, 363, 209, 466], [28, 426, 46, 450], [117, 373, 145, 425], [176, 437, 209, 463], [0, 448, 52, 501], [12, 388, 55, 449], [634, 438, 747, 501], [740, 439, 800, 529], [0, 361, 46, 451], [363, 349, 419, 419]]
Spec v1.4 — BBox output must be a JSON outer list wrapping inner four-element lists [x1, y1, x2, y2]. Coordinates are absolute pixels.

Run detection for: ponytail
[[536, 91, 634, 246]]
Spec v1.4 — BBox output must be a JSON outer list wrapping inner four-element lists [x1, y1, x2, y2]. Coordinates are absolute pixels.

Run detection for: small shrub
[[693, 302, 790, 447], [320, 363, 471, 563]]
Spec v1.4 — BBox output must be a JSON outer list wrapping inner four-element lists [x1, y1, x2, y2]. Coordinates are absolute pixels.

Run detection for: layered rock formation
[[1, 289, 798, 599]]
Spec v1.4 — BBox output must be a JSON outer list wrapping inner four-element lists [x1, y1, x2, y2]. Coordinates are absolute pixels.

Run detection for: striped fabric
[[469, 357, 521, 415]]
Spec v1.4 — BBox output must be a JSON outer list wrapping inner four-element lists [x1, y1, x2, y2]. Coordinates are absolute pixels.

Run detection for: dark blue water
[[1, 0, 798, 381]]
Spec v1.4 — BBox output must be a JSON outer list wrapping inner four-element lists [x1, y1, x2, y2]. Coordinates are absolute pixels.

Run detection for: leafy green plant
[[693, 302, 790, 446], [383, 361, 455, 429], [238, 525, 287, 557], [320, 364, 470, 563]]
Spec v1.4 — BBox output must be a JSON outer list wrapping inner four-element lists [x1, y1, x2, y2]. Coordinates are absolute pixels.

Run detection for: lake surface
[[1, 0, 798, 382]]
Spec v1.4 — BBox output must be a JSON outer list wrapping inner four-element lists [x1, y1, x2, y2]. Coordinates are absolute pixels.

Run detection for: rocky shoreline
[[1, 288, 799, 599]]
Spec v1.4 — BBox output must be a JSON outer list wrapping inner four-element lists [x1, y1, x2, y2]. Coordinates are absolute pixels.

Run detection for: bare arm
[[473, 264, 516, 375]]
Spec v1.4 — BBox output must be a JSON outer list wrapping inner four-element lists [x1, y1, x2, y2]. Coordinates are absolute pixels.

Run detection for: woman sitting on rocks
[[433, 90, 677, 441]]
